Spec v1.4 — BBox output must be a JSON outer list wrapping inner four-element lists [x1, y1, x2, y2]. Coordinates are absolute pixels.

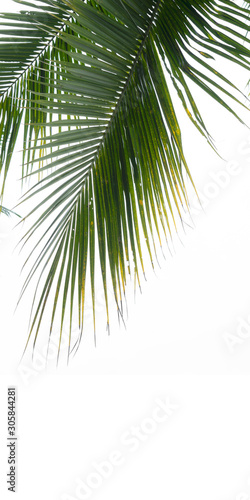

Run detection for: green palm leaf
[[0, 0, 74, 195], [1, 0, 250, 360], [0, 205, 21, 217]]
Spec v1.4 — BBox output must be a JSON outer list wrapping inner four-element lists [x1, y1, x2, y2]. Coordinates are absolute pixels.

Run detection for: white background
[[0, 1, 250, 499]]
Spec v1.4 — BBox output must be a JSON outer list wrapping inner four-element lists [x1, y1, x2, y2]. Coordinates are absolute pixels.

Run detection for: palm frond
[[1, 0, 250, 360], [0, 0, 74, 197]]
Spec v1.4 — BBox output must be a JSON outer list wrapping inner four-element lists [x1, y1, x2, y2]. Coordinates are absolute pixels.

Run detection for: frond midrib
[[89, 0, 163, 171], [0, 13, 72, 100]]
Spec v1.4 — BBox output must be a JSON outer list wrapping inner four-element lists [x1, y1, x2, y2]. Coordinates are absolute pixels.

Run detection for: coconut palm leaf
[[0, 205, 21, 217], [1, 0, 250, 360], [0, 0, 75, 195]]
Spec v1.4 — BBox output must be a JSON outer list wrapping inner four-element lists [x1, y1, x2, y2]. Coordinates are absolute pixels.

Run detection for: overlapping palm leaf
[[0, 205, 20, 217], [1, 0, 250, 359], [0, 0, 74, 194]]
